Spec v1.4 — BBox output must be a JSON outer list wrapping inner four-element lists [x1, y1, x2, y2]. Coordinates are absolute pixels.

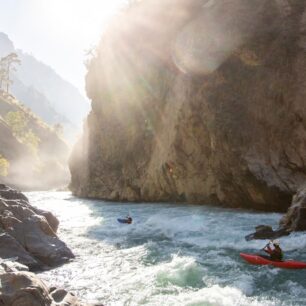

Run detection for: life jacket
[[270, 246, 283, 261]]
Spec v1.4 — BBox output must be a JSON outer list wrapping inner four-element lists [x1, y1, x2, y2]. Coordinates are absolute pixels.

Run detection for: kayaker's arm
[[263, 243, 273, 254]]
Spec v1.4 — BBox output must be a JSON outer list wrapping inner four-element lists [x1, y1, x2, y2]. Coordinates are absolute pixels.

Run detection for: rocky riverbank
[[0, 184, 74, 270], [0, 184, 96, 305], [0, 260, 95, 306]]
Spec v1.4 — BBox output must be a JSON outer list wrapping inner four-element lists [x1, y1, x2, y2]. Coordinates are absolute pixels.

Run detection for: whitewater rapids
[[27, 192, 306, 306]]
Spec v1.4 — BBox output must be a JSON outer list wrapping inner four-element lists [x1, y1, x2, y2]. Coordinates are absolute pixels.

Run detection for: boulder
[[0, 262, 92, 306], [0, 184, 74, 270], [35, 209, 59, 233], [280, 187, 306, 231], [0, 260, 29, 272], [0, 270, 52, 306], [0, 184, 28, 202], [0, 233, 40, 270], [7, 217, 74, 266], [245, 224, 290, 241]]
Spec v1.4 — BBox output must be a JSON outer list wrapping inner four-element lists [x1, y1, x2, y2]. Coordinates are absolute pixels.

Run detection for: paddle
[[260, 241, 271, 251]]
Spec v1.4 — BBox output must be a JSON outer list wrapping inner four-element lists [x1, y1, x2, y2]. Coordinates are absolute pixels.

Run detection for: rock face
[[70, 0, 306, 215], [0, 184, 74, 270], [280, 186, 306, 231], [0, 261, 91, 306]]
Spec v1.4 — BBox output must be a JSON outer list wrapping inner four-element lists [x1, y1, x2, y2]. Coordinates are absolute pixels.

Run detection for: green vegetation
[[22, 129, 40, 154], [0, 155, 9, 176], [5, 110, 28, 135], [5, 111, 40, 154]]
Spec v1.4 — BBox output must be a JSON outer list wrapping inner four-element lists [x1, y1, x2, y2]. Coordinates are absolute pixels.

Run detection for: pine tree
[[0, 53, 21, 93]]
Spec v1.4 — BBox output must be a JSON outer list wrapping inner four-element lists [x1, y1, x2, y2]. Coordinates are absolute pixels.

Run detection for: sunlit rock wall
[[70, 0, 306, 212]]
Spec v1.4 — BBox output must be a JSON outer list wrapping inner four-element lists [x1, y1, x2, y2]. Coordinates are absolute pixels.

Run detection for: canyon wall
[[70, 0, 306, 214]]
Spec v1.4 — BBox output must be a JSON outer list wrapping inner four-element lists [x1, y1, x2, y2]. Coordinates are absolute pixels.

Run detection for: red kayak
[[240, 253, 306, 269]]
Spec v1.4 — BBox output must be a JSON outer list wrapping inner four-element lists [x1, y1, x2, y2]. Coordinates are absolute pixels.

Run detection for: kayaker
[[126, 215, 132, 224], [263, 240, 283, 261]]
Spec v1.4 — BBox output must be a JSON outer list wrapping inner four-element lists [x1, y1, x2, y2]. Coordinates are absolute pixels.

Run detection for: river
[[26, 192, 306, 306]]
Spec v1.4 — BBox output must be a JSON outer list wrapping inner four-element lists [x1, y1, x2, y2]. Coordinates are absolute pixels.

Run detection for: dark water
[[27, 192, 306, 306]]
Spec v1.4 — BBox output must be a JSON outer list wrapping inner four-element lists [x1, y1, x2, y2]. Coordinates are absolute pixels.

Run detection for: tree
[[0, 53, 21, 93]]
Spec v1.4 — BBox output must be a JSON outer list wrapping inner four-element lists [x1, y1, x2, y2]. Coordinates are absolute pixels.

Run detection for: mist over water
[[28, 192, 306, 306]]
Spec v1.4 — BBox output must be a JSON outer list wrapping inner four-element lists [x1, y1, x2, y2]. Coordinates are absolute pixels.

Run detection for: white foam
[[27, 192, 303, 306], [232, 274, 255, 296], [147, 284, 278, 306], [278, 232, 306, 252], [281, 280, 306, 296]]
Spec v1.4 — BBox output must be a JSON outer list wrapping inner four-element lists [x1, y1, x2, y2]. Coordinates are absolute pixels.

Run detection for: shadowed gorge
[[70, 0, 306, 219]]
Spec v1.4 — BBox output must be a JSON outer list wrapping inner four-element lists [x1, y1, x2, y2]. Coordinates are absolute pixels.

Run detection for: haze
[[0, 0, 126, 96]]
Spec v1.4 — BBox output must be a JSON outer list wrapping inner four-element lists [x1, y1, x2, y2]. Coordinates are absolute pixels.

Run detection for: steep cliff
[[70, 0, 306, 214]]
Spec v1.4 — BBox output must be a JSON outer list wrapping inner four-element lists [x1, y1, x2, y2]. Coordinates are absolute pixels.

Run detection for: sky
[[0, 0, 126, 97]]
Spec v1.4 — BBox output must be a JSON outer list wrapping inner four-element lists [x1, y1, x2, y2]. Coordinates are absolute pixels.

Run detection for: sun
[[38, 0, 127, 46]]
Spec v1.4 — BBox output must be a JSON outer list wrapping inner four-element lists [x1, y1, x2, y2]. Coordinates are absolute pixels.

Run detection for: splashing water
[[27, 192, 306, 305]]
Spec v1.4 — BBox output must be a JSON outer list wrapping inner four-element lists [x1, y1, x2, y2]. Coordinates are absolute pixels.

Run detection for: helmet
[[273, 240, 280, 246]]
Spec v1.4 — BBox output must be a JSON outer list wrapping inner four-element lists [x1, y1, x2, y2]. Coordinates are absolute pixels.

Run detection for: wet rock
[[0, 259, 29, 272], [0, 271, 52, 306], [6, 216, 74, 266], [49, 288, 84, 305], [0, 184, 74, 269], [280, 187, 306, 231], [245, 225, 290, 241], [0, 184, 28, 202], [0, 233, 41, 270], [36, 210, 59, 233], [0, 262, 91, 306]]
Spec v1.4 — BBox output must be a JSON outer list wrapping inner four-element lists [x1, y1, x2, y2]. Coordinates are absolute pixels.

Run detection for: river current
[[27, 192, 306, 306]]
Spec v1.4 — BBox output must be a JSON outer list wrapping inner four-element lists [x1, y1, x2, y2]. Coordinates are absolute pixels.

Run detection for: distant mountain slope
[[16, 51, 89, 127], [11, 78, 68, 125], [0, 32, 14, 55], [0, 91, 69, 190], [0, 32, 89, 140]]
